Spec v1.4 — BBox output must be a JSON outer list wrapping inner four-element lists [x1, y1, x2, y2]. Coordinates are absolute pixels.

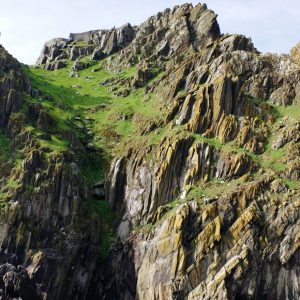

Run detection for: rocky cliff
[[0, 2, 299, 300], [0, 45, 110, 299]]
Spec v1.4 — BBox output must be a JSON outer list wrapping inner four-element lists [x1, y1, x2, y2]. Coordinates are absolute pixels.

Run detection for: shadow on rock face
[[0, 264, 42, 300], [98, 240, 137, 300]]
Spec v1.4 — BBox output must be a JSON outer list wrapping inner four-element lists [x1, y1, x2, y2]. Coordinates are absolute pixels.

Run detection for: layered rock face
[[103, 4, 300, 300], [106, 3, 220, 69], [0, 2, 299, 300], [0, 46, 107, 299], [36, 23, 136, 68], [0, 45, 30, 127]]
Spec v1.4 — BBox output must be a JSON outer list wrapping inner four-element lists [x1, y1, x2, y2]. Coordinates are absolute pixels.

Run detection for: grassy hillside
[[26, 60, 165, 157]]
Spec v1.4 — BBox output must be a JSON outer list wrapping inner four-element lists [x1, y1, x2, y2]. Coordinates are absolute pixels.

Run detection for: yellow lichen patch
[[211, 76, 228, 122], [172, 248, 186, 276], [229, 201, 260, 241], [236, 124, 251, 146], [192, 216, 222, 263], [188, 245, 248, 300], [202, 203, 217, 223], [156, 204, 189, 256], [157, 233, 182, 256], [187, 86, 209, 133], [217, 114, 238, 143], [235, 190, 247, 217], [182, 144, 200, 191]]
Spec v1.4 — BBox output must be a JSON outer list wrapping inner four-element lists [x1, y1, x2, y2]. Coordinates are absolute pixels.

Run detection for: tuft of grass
[[82, 152, 107, 184], [0, 130, 10, 160], [275, 104, 300, 122], [85, 199, 116, 259], [6, 178, 21, 189], [284, 179, 300, 190], [39, 136, 69, 154], [260, 103, 300, 172]]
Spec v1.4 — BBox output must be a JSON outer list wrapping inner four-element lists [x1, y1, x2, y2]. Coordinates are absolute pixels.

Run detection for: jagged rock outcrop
[[44, 60, 67, 71], [107, 136, 255, 235], [0, 263, 42, 299], [0, 45, 108, 299], [36, 23, 136, 67], [0, 46, 30, 127], [102, 3, 300, 300], [291, 42, 300, 66], [104, 174, 300, 300], [106, 3, 221, 71], [35, 38, 69, 65]]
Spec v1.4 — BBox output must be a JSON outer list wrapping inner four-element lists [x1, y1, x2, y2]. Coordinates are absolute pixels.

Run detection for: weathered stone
[[1, 3, 300, 300], [290, 41, 300, 66], [91, 49, 106, 61], [92, 181, 105, 199], [37, 110, 54, 132], [36, 38, 68, 65], [0, 264, 42, 300], [72, 60, 88, 71], [132, 68, 154, 88]]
